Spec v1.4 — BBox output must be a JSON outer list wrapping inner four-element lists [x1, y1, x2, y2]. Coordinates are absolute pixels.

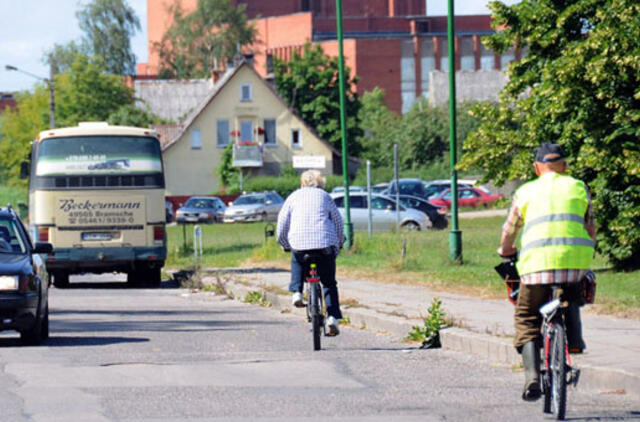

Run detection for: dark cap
[[535, 142, 566, 163]]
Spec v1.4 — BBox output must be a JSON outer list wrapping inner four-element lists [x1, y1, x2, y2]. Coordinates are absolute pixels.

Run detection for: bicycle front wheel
[[310, 283, 322, 351], [551, 323, 567, 420]]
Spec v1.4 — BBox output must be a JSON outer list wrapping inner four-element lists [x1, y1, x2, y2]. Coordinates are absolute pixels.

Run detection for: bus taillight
[[38, 227, 49, 242], [153, 226, 164, 242]]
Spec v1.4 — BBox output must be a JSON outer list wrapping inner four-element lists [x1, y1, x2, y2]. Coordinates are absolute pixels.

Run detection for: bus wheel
[[53, 272, 70, 289]]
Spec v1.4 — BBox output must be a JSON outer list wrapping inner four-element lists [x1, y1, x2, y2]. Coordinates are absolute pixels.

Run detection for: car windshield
[[0, 218, 27, 254], [185, 198, 214, 209], [234, 195, 265, 205]]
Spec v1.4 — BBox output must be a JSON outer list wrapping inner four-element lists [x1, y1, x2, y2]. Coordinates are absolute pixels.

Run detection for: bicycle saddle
[[301, 247, 334, 263]]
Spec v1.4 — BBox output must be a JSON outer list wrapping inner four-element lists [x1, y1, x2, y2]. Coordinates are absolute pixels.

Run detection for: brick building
[[139, 0, 519, 113]]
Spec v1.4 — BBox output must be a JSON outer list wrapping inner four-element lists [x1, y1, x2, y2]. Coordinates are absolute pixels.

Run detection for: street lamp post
[[5, 57, 55, 129]]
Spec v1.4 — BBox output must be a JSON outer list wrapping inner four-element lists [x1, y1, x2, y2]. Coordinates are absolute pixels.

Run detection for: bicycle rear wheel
[[543, 328, 552, 413], [551, 323, 567, 420], [310, 283, 322, 351]]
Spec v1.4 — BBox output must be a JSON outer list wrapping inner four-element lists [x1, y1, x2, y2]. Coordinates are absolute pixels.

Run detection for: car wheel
[[53, 271, 69, 289], [20, 306, 44, 346], [41, 305, 49, 340], [401, 221, 420, 231], [146, 267, 162, 288]]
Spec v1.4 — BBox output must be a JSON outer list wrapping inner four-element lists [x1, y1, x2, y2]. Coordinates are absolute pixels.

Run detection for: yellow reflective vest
[[515, 172, 594, 276]]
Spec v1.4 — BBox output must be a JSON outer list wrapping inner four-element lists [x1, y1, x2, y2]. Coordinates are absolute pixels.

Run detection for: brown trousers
[[514, 283, 583, 351]]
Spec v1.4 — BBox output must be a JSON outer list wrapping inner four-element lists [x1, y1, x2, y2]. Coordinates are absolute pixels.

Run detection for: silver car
[[330, 193, 430, 231], [176, 196, 226, 224], [223, 191, 284, 223]]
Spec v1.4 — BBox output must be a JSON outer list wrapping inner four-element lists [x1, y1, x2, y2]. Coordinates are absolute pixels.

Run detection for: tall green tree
[[0, 89, 49, 186], [55, 55, 134, 126], [458, 0, 640, 270], [44, 41, 90, 75], [76, 0, 141, 75], [156, 0, 256, 79], [274, 42, 362, 153]]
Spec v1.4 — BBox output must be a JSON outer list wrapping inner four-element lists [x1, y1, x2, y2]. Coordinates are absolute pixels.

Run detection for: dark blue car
[[0, 206, 52, 345]]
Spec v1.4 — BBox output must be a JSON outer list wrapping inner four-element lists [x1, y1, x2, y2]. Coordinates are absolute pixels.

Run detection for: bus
[[25, 122, 166, 288]]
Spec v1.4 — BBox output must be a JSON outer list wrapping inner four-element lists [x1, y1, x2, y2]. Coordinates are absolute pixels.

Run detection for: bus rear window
[[36, 136, 162, 176]]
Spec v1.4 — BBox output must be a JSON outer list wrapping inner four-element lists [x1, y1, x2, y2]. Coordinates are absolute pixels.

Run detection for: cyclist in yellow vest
[[498, 143, 596, 401]]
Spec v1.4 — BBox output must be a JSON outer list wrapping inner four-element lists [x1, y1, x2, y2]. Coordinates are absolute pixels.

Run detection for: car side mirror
[[33, 242, 53, 254], [228, 201, 233, 206], [386, 204, 394, 211], [265, 200, 273, 205], [20, 161, 29, 179]]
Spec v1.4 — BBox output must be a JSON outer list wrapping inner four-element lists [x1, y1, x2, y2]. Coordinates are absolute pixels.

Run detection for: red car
[[428, 187, 503, 209]]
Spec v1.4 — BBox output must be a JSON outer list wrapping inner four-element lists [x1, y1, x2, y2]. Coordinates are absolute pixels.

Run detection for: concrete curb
[[201, 275, 640, 398]]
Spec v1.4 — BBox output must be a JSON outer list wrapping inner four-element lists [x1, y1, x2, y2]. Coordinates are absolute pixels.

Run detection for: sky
[[0, 0, 519, 93]]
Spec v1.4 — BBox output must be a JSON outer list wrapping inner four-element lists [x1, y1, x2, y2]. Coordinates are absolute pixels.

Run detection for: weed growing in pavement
[[341, 297, 368, 309], [405, 297, 446, 348], [203, 274, 233, 298], [244, 290, 272, 307], [339, 316, 351, 326]]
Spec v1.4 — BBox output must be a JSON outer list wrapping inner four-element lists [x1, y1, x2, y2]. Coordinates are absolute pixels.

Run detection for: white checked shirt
[[277, 187, 344, 252]]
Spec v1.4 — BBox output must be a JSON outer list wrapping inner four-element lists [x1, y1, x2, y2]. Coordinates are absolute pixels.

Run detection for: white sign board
[[292, 155, 326, 169]]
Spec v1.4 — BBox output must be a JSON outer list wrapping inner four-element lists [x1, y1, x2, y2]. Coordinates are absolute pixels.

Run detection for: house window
[[217, 120, 229, 147], [190, 129, 201, 150], [266, 54, 274, 74], [291, 129, 301, 148], [240, 120, 253, 142], [240, 83, 252, 102], [264, 119, 276, 145]]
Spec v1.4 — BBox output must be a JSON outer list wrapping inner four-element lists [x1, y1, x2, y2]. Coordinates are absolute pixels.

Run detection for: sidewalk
[[200, 267, 640, 398]]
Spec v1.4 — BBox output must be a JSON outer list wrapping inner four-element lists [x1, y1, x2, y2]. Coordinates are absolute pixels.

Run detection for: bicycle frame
[[540, 286, 580, 420]]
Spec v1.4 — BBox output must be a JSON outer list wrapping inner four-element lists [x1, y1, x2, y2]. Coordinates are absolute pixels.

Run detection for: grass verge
[[166, 219, 640, 318]]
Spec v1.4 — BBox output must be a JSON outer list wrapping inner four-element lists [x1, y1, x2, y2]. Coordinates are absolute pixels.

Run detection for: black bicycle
[[540, 286, 581, 420], [297, 251, 329, 351]]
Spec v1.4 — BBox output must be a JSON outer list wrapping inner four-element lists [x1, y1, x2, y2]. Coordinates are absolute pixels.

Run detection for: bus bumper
[[45, 246, 166, 273]]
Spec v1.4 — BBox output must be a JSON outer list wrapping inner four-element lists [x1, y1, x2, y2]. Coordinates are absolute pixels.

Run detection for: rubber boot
[[521, 340, 542, 401], [565, 302, 586, 353]]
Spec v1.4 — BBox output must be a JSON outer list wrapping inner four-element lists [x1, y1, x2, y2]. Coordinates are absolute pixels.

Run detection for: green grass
[[166, 219, 640, 316], [0, 185, 27, 208], [166, 222, 271, 269]]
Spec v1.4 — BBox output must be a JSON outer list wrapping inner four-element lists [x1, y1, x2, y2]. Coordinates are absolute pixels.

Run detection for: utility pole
[[336, 0, 353, 249], [447, 0, 462, 263]]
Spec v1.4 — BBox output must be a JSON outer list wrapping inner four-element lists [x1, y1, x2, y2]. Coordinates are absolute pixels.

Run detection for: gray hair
[[300, 170, 326, 188]]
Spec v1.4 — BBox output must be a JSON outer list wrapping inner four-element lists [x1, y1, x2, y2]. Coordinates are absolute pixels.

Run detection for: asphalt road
[[0, 275, 637, 421]]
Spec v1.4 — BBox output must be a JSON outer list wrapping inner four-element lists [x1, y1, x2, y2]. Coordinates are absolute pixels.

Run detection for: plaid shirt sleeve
[[329, 197, 345, 248], [502, 193, 523, 237], [276, 196, 292, 250]]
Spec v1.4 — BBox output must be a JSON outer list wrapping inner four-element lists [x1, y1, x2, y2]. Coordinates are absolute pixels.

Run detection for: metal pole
[[366, 160, 372, 238], [394, 143, 400, 231], [447, 0, 462, 263], [48, 54, 55, 128], [336, 0, 353, 249]]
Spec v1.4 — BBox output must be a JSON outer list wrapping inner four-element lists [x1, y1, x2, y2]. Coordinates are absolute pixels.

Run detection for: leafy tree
[[107, 104, 169, 127], [0, 89, 49, 186], [156, 0, 256, 79], [357, 87, 402, 167], [76, 0, 141, 75], [55, 54, 134, 127], [44, 41, 90, 75], [274, 42, 362, 154], [458, 0, 640, 270]]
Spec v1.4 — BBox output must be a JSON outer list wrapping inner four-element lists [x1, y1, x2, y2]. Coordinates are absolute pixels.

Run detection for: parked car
[[331, 193, 430, 231], [397, 194, 448, 229], [428, 187, 503, 209], [331, 185, 365, 194], [165, 200, 174, 223], [223, 191, 284, 223], [176, 196, 226, 224], [387, 178, 429, 198], [422, 180, 474, 199], [0, 206, 53, 345], [371, 183, 389, 194]]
